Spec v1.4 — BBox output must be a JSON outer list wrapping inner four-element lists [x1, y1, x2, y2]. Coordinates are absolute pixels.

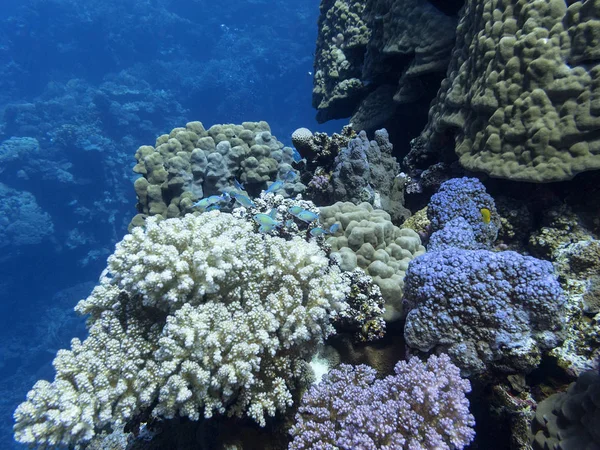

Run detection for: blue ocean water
[[0, 1, 344, 447]]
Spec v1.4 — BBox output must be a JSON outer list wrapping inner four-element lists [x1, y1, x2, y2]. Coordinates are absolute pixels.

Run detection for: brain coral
[[131, 121, 302, 228], [422, 0, 600, 181], [320, 201, 425, 321], [403, 248, 567, 375], [289, 354, 475, 450], [13, 212, 349, 447]]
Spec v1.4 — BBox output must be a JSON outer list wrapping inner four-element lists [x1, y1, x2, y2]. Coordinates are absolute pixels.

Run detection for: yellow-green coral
[[423, 0, 600, 182], [130, 121, 300, 229]]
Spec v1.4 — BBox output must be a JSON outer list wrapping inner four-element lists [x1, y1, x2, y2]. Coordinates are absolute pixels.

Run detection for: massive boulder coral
[[420, 0, 600, 182], [131, 121, 302, 228], [289, 354, 476, 450], [532, 370, 600, 449], [403, 248, 567, 376], [13, 212, 350, 447], [320, 201, 425, 321]]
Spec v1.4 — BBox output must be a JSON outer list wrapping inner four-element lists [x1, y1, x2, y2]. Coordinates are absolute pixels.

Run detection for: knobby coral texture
[[422, 0, 600, 182], [13, 211, 350, 447], [427, 177, 500, 249], [532, 370, 600, 449], [289, 354, 475, 450], [320, 201, 425, 321], [405, 176, 567, 375], [403, 248, 567, 376]]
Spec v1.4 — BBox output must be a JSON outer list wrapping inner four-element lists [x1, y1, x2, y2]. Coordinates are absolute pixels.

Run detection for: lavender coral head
[[403, 248, 566, 375], [289, 354, 475, 450], [428, 177, 500, 248]]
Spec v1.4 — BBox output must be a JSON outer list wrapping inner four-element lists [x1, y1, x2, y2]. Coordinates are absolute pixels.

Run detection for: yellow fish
[[480, 208, 491, 224]]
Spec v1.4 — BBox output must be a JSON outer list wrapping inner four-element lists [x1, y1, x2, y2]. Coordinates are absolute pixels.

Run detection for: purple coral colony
[[7, 0, 600, 449]]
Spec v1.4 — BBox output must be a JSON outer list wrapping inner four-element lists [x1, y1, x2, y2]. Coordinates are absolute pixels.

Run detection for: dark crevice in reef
[[427, 0, 465, 16]]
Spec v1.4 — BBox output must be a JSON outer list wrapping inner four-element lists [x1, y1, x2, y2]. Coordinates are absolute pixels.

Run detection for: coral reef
[[529, 203, 592, 259], [0, 136, 40, 165], [428, 217, 482, 252], [550, 239, 600, 375], [495, 196, 534, 249], [0, 183, 54, 249], [312, 0, 457, 131], [13, 212, 350, 447], [289, 354, 475, 450], [335, 268, 386, 342], [131, 121, 303, 228], [403, 248, 567, 376], [292, 124, 354, 167], [332, 129, 410, 224], [320, 201, 425, 321], [420, 0, 600, 182]]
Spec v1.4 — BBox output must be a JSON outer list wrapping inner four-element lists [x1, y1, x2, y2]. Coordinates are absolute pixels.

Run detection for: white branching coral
[[14, 211, 350, 447]]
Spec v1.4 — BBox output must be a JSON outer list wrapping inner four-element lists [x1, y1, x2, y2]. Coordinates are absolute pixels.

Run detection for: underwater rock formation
[[312, 0, 457, 132], [550, 239, 600, 375]]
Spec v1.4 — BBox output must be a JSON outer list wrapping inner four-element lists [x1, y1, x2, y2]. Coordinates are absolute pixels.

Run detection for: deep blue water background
[[0, 0, 344, 446]]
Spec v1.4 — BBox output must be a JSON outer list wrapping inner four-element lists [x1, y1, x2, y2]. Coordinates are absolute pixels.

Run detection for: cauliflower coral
[[14, 211, 350, 447], [289, 354, 475, 450]]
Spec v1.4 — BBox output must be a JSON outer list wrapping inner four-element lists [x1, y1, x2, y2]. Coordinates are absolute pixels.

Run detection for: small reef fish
[[268, 208, 278, 219], [287, 206, 304, 216], [310, 227, 329, 237], [233, 178, 245, 191], [193, 193, 230, 209], [310, 223, 340, 237], [284, 170, 297, 182], [480, 208, 491, 224], [253, 213, 281, 233], [265, 180, 284, 194], [294, 209, 319, 223], [231, 192, 255, 208]]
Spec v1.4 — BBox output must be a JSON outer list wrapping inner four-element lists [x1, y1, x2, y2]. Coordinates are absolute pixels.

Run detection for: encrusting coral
[[13, 211, 351, 447], [404, 177, 568, 376]]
